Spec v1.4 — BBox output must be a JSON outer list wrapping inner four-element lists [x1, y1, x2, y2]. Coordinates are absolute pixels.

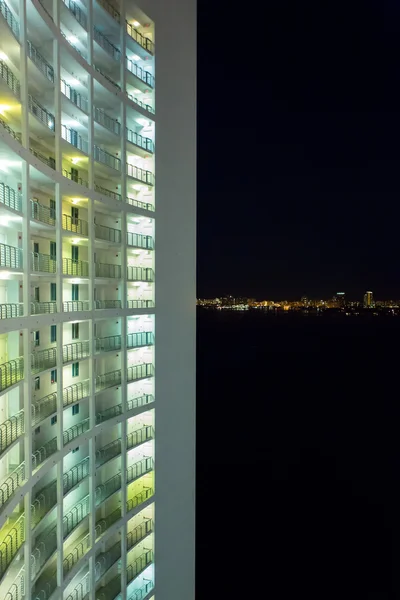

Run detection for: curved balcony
[[0, 0, 19, 39], [127, 363, 154, 383], [0, 462, 25, 512], [126, 128, 153, 153], [63, 258, 90, 277], [66, 572, 90, 600], [31, 302, 57, 315], [94, 146, 121, 171], [95, 300, 122, 309], [31, 200, 56, 226], [126, 197, 154, 212], [62, 168, 88, 187], [95, 335, 121, 353], [94, 183, 121, 201], [127, 300, 155, 309], [126, 266, 154, 283], [0, 358, 24, 393], [96, 426, 154, 467], [126, 164, 154, 186], [97, 0, 120, 24], [63, 340, 90, 363], [32, 392, 57, 427], [95, 369, 121, 393], [95, 223, 121, 244], [125, 22, 154, 55], [0, 410, 24, 457], [31, 252, 56, 274], [0, 513, 25, 581], [94, 27, 120, 61], [29, 95, 55, 131], [63, 300, 91, 312], [0, 243, 23, 270], [0, 59, 20, 97], [126, 486, 154, 513], [0, 303, 23, 319], [0, 181, 21, 212], [95, 458, 153, 507], [125, 58, 154, 88], [126, 331, 154, 349], [64, 533, 90, 578], [63, 418, 89, 446], [31, 346, 57, 374], [95, 263, 121, 279], [61, 78, 88, 112], [27, 40, 54, 83], [63, 379, 90, 407], [62, 0, 87, 30], [128, 581, 154, 600], [32, 436, 57, 470], [62, 125, 89, 154], [96, 550, 153, 600], [62, 213, 89, 236], [94, 107, 120, 135], [126, 232, 154, 250]]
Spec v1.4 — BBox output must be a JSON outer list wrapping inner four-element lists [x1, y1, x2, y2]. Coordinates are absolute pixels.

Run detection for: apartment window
[[72, 245, 79, 262], [51, 369, 57, 384], [71, 206, 79, 225], [72, 404, 79, 415], [50, 241, 56, 261], [72, 284, 79, 301], [50, 282, 57, 302], [71, 167, 79, 183], [33, 330, 40, 346], [51, 415, 57, 425], [50, 198, 56, 220], [50, 325, 57, 343], [33, 242, 39, 254], [72, 362, 79, 377], [34, 287, 40, 302], [72, 323, 79, 340], [34, 376, 40, 390]]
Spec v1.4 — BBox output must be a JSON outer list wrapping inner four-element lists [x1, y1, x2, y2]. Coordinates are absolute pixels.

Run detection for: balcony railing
[[0, 0, 19, 39], [94, 27, 120, 60], [31, 199, 56, 226], [126, 232, 154, 250], [0, 181, 21, 212], [94, 64, 120, 89], [96, 439, 121, 467], [31, 479, 57, 529], [95, 369, 121, 393], [66, 572, 90, 600], [95, 540, 121, 581], [96, 551, 153, 600], [126, 163, 154, 186], [32, 436, 57, 470], [0, 243, 22, 270], [0, 59, 20, 97], [93, 145, 121, 170], [27, 40, 54, 82], [28, 95, 54, 130], [127, 91, 154, 115], [94, 299, 122, 309], [63, 258, 89, 277], [4, 565, 25, 600], [126, 266, 154, 282], [125, 57, 154, 88], [126, 457, 153, 485], [96, 403, 122, 424], [127, 299, 155, 309], [64, 456, 89, 493], [95, 223, 121, 243], [0, 303, 23, 319], [0, 513, 25, 580], [63, 532, 90, 576], [31, 346, 57, 374], [63, 300, 91, 312], [98, 0, 120, 23], [0, 358, 24, 392], [62, 0, 87, 29], [63, 340, 90, 363], [127, 425, 154, 450], [0, 462, 25, 510], [62, 168, 88, 187], [94, 107, 120, 135], [63, 418, 90, 446], [128, 581, 154, 600], [31, 301, 57, 315], [126, 196, 154, 212], [126, 22, 154, 55], [62, 213, 88, 236], [63, 379, 90, 407], [62, 125, 89, 153], [126, 331, 154, 349], [61, 79, 88, 112], [126, 128, 153, 153], [127, 363, 154, 383], [94, 183, 121, 201], [31, 392, 57, 426], [30, 148, 56, 169], [0, 410, 24, 456], [127, 518, 153, 550], [95, 262, 121, 278], [126, 485, 154, 512], [31, 252, 56, 273], [95, 507, 121, 540], [95, 335, 121, 353]]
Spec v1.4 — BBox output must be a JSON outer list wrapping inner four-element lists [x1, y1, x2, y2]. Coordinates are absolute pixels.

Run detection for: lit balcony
[[63, 258, 89, 277], [0, 58, 20, 99], [95, 334, 121, 353], [95, 457, 153, 508], [94, 107, 121, 136], [31, 199, 56, 227], [62, 125, 89, 154], [95, 392, 154, 425], [95, 223, 121, 244], [31, 252, 56, 274], [126, 300, 155, 309], [63, 300, 91, 312], [32, 392, 57, 427], [63, 168, 88, 187], [62, 213, 89, 236], [0, 462, 25, 512], [0, 0, 19, 40], [32, 436, 57, 470], [0, 181, 22, 212], [126, 22, 154, 56], [95, 263, 121, 279], [63, 417, 89, 445], [126, 485, 154, 513], [0, 513, 25, 580], [61, 78, 89, 113], [126, 196, 154, 212], [0, 357, 24, 393], [94, 299, 122, 309], [0, 409, 24, 457], [31, 301, 57, 315], [0, 303, 23, 319], [126, 331, 154, 349], [94, 146, 121, 171], [29, 95, 55, 131], [0, 243, 23, 270], [96, 426, 154, 467], [125, 58, 154, 89], [126, 163, 154, 186], [96, 550, 153, 600], [61, 0, 87, 30], [126, 232, 154, 250], [63, 340, 90, 363], [126, 128, 153, 154], [94, 183, 121, 201], [97, 0, 120, 24], [126, 266, 154, 283], [127, 363, 154, 383], [63, 379, 90, 408], [27, 40, 54, 83]]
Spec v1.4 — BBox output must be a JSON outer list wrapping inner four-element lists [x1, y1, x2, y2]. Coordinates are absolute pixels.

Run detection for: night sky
[[197, 0, 400, 300]]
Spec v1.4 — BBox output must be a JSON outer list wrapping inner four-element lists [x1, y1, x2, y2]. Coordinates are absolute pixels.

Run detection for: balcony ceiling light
[[67, 35, 78, 44], [0, 52, 8, 61], [136, 118, 149, 127], [133, 20, 140, 27], [71, 158, 80, 164], [130, 54, 140, 61]]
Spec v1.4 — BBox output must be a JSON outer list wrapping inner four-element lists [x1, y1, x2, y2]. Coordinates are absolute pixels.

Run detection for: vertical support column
[[18, 0, 28, 149], [53, 0, 61, 173]]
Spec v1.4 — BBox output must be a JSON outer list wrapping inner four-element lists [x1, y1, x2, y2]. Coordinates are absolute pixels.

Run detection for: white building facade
[[0, 1, 196, 600]]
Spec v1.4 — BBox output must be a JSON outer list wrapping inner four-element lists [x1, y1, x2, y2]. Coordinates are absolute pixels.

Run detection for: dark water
[[196, 309, 400, 599]]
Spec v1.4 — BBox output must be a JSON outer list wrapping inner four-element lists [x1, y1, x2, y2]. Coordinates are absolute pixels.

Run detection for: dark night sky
[[197, 0, 400, 300]]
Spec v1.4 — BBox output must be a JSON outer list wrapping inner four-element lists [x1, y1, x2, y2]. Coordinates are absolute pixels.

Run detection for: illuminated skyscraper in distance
[[364, 291, 375, 308]]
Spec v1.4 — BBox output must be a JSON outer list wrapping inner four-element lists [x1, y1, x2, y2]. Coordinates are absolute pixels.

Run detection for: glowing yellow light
[[133, 20, 140, 27], [0, 104, 10, 115], [71, 158, 79, 165], [0, 52, 8, 61]]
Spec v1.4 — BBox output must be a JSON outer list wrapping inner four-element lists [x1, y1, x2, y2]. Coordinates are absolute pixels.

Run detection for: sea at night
[[196, 308, 399, 598]]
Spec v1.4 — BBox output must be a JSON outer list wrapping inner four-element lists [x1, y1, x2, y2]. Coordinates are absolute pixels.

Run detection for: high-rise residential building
[[0, 2, 195, 600], [364, 290, 374, 308]]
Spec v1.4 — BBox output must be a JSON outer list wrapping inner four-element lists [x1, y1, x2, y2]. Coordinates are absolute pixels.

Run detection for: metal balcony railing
[[62, 168, 88, 187], [93, 145, 121, 170], [94, 299, 122, 309], [125, 58, 154, 88], [126, 331, 154, 349], [126, 128, 154, 153], [0, 358, 24, 392], [63, 257, 89, 277], [94, 183, 121, 201], [95, 369, 121, 393], [94, 107, 120, 135], [0, 59, 20, 97], [30, 148, 56, 169], [63, 340, 90, 363], [31, 199, 56, 225], [95, 541, 121, 582], [4, 565, 24, 600], [126, 266, 154, 282], [127, 363, 154, 383], [0, 410, 24, 456], [93, 27, 120, 60], [31, 346, 57, 374], [63, 456, 89, 493], [127, 299, 155, 309], [127, 550, 153, 582], [95, 262, 121, 278], [126, 232, 154, 249], [64, 494, 90, 537], [27, 41, 54, 82], [0, 513, 25, 580], [31, 528, 57, 580], [32, 436, 57, 470], [31, 252, 56, 273], [95, 223, 121, 243], [0, 462, 25, 510], [95, 335, 121, 353], [98, 0, 120, 23], [127, 519, 153, 551], [127, 91, 154, 115], [95, 403, 122, 424], [0, 0, 19, 39], [125, 22, 154, 55], [95, 507, 121, 540], [61, 78, 88, 112], [63, 300, 91, 312], [127, 393, 154, 411], [31, 479, 57, 528], [126, 196, 154, 212], [28, 95, 54, 130], [63, 533, 90, 576], [94, 64, 120, 90], [126, 163, 154, 185], [0, 181, 21, 212], [66, 572, 90, 600], [0, 303, 23, 319], [0, 243, 23, 270], [63, 379, 90, 407], [126, 457, 153, 485], [62, 0, 87, 29], [63, 418, 90, 446], [128, 581, 154, 600], [62, 125, 89, 153], [127, 425, 154, 450], [30, 301, 57, 315], [62, 213, 89, 235], [31, 393, 57, 427], [96, 439, 121, 467], [126, 486, 154, 513]]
